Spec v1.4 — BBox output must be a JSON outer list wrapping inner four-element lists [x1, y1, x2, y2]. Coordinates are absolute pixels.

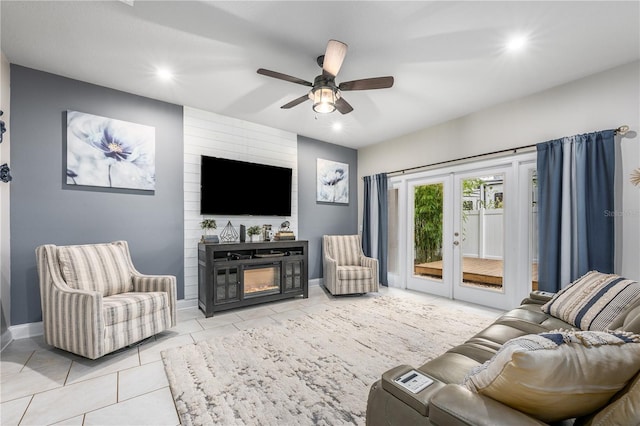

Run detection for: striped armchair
[[322, 235, 379, 295], [36, 241, 177, 359]]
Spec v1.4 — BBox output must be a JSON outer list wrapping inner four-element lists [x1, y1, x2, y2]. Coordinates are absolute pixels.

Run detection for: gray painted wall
[[297, 136, 358, 280], [10, 65, 184, 325]]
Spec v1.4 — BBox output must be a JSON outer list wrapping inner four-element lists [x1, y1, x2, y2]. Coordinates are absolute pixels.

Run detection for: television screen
[[200, 156, 292, 216]]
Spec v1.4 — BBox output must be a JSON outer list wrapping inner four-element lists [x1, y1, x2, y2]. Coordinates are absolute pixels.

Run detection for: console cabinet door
[[283, 259, 304, 292], [213, 265, 240, 304]]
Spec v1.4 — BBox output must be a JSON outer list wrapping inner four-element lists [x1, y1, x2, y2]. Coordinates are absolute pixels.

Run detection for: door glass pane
[[413, 183, 444, 281], [530, 170, 538, 290], [460, 174, 504, 290]]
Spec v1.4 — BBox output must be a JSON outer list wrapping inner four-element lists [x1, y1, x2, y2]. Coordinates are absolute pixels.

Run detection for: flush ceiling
[[1, 1, 639, 149]]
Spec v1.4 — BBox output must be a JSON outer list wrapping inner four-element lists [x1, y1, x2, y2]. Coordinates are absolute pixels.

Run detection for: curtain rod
[[385, 125, 630, 177]]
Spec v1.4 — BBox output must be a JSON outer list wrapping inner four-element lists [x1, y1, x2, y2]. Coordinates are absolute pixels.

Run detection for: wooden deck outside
[[415, 257, 539, 289]]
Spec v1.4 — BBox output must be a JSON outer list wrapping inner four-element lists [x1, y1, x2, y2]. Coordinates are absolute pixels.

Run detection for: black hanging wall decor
[[0, 163, 11, 183], [0, 110, 9, 183], [0, 110, 5, 144]]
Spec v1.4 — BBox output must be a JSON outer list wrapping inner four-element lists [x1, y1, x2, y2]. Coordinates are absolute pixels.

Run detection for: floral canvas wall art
[[317, 158, 349, 203], [66, 111, 156, 190]]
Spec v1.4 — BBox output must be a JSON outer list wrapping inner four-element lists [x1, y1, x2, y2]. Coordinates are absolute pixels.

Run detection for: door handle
[[453, 241, 460, 246]]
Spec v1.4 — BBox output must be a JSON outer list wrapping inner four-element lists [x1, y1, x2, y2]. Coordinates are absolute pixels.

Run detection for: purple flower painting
[[66, 111, 155, 190], [317, 158, 349, 203]]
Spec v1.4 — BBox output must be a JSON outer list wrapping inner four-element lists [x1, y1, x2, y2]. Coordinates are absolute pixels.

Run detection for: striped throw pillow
[[58, 243, 133, 296], [541, 271, 640, 331]]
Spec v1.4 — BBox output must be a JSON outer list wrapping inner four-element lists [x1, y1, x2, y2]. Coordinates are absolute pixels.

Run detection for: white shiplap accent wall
[[183, 106, 298, 300]]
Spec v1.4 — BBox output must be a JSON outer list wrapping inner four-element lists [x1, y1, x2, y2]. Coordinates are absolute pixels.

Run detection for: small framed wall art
[[317, 158, 349, 204]]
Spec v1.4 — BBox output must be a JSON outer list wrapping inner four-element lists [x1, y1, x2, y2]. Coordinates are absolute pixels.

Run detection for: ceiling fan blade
[[257, 68, 313, 87], [281, 94, 310, 109], [339, 76, 394, 91], [322, 39, 348, 77], [335, 97, 354, 115]]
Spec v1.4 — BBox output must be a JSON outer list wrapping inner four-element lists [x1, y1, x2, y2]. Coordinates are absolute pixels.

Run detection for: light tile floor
[[0, 285, 503, 426]]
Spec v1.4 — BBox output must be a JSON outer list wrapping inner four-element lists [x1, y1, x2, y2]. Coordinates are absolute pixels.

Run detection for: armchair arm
[[521, 290, 556, 305], [132, 273, 177, 326], [36, 245, 105, 359], [323, 254, 338, 294], [429, 384, 546, 426], [360, 256, 379, 286]]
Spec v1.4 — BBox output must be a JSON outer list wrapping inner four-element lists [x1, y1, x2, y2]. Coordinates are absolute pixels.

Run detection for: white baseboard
[[9, 321, 43, 340], [309, 278, 321, 287], [1, 328, 13, 351], [177, 298, 198, 310]]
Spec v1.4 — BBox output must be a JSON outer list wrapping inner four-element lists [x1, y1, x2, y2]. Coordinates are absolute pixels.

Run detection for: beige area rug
[[161, 295, 496, 426]]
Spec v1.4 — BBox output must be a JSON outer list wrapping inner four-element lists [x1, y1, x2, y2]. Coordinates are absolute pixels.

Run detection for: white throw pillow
[[462, 329, 640, 423]]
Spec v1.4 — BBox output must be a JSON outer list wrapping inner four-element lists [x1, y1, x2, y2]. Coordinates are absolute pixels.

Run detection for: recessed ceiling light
[[332, 122, 342, 131], [156, 68, 174, 81], [506, 35, 527, 51]]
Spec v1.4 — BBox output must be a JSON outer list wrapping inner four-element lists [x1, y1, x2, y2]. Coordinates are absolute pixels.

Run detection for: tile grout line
[[63, 359, 73, 386], [16, 394, 34, 426], [18, 350, 36, 374]]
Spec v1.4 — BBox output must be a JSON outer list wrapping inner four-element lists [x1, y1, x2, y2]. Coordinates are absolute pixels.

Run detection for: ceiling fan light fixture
[[312, 86, 336, 114]]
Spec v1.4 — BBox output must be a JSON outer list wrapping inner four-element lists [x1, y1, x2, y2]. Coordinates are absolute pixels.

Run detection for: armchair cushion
[[462, 329, 640, 423], [337, 266, 373, 280], [58, 243, 133, 296], [103, 292, 169, 326], [541, 270, 640, 331]]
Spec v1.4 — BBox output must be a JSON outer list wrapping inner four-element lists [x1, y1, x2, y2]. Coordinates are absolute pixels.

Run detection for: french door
[[406, 175, 453, 298], [397, 155, 536, 310]]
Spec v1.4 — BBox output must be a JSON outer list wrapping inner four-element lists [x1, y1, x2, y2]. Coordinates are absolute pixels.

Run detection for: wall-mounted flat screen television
[[200, 156, 292, 216]]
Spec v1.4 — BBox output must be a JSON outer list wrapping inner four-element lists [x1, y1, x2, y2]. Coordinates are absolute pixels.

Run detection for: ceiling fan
[[257, 39, 394, 115]]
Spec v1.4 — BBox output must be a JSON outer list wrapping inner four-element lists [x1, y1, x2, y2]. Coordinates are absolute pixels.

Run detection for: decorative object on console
[[220, 221, 239, 242], [274, 230, 295, 241], [239, 225, 246, 242], [247, 225, 262, 242], [0, 163, 11, 183], [275, 220, 295, 240], [262, 224, 272, 241], [200, 219, 218, 243], [66, 110, 156, 191], [317, 158, 349, 203]]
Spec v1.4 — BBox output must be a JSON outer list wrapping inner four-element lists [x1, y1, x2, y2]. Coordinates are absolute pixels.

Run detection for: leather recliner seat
[[366, 291, 640, 426]]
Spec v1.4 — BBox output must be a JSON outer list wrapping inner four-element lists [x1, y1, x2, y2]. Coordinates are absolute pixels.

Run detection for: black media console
[[197, 240, 309, 317]]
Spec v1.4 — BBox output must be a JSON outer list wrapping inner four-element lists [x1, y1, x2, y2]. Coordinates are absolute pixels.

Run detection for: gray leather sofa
[[366, 291, 640, 425]]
